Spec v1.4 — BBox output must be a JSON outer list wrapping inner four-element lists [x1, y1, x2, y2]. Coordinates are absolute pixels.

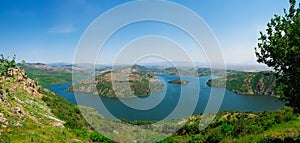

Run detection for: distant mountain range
[[37, 62, 271, 72]]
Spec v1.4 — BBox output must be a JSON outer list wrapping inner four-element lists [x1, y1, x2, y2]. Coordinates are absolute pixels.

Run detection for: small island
[[168, 79, 189, 85]]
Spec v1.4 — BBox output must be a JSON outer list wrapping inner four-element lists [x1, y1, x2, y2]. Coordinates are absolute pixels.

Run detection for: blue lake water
[[46, 74, 284, 121]]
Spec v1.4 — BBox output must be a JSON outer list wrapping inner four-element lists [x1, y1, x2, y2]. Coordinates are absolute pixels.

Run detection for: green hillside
[[207, 71, 277, 95], [0, 59, 111, 142]]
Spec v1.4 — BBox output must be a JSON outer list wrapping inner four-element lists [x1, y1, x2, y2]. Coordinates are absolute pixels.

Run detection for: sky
[[0, 0, 293, 65]]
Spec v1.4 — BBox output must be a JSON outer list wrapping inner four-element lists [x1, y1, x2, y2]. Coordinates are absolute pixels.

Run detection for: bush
[[220, 123, 233, 136], [206, 131, 222, 143], [89, 131, 111, 142], [0, 54, 17, 75], [72, 129, 88, 138]]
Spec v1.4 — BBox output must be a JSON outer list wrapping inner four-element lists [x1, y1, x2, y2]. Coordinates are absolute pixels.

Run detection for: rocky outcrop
[[0, 66, 65, 132], [6, 67, 42, 98]]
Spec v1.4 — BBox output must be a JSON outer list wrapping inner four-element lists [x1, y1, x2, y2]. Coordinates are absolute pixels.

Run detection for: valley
[[0, 60, 299, 142]]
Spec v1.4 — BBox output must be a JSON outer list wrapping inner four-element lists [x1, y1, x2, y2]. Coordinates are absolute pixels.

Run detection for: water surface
[[47, 74, 284, 121]]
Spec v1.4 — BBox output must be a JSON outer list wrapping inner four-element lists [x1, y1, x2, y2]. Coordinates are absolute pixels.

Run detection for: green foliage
[[89, 131, 112, 143], [72, 129, 89, 138], [176, 121, 200, 136], [220, 123, 234, 136], [255, 0, 300, 113], [19, 60, 26, 66], [0, 54, 17, 75], [258, 135, 300, 143]]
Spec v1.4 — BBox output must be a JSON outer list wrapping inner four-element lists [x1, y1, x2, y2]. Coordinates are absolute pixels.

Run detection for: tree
[[255, 0, 300, 113], [19, 60, 26, 66]]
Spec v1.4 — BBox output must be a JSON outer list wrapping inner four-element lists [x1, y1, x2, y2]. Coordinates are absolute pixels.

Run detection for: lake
[[46, 74, 284, 121]]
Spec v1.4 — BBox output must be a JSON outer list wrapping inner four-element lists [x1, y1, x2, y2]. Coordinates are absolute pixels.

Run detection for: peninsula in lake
[[69, 65, 164, 98], [168, 79, 189, 85]]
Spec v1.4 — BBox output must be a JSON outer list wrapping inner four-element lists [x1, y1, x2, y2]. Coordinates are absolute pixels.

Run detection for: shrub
[[220, 123, 233, 136], [0, 54, 17, 75], [90, 131, 108, 142]]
